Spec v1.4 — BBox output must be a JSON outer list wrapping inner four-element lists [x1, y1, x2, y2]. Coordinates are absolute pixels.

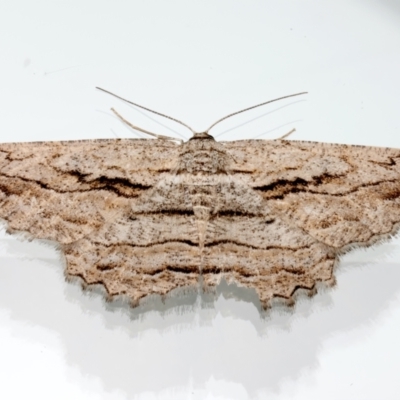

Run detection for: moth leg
[[277, 128, 296, 140], [111, 108, 183, 144]]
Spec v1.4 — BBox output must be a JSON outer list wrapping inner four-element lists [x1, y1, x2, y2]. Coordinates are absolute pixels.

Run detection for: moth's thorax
[[178, 133, 230, 175], [173, 133, 232, 250]]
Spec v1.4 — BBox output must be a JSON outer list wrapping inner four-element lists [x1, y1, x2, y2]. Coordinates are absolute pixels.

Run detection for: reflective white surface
[[1, 1, 400, 399]]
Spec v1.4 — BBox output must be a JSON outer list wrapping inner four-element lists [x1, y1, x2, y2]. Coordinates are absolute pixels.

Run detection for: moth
[[1, 88, 400, 310]]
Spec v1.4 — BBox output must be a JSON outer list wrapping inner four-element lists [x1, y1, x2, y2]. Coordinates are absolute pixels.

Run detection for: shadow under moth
[[1, 89, 400, 310]]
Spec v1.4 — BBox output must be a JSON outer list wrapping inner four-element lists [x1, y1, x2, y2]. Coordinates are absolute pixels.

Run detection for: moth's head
[[189, 132, 215, 141]]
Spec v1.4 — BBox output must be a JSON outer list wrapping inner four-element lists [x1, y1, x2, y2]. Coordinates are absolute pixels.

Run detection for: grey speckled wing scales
[[222, 140, 400, 249]]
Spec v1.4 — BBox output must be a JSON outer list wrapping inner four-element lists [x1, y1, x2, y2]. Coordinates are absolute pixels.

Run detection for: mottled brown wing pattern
[[2, 137, 400, 310]]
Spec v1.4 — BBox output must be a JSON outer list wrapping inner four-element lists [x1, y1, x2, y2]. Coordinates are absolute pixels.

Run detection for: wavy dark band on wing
[[254, 173, 342, 199], [0, 172, 152, 198]]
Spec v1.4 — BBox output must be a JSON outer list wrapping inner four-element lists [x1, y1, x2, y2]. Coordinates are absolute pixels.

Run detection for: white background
[[1, 1, 400, 399]]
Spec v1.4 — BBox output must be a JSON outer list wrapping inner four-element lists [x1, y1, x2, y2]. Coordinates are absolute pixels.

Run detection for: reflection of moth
[[1, 90, 400, 309]]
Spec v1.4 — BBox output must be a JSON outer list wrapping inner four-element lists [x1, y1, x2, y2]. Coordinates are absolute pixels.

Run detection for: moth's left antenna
[[96, 87, 196, 135]]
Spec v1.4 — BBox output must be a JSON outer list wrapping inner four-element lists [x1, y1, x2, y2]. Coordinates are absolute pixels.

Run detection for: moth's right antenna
[[205, 92, 308, 133], [96, 87, 196, 135]]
